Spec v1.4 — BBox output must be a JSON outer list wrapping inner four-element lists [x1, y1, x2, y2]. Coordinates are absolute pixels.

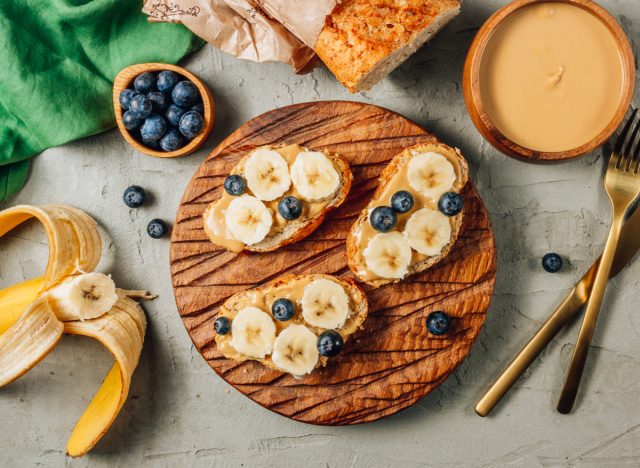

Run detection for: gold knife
[[475, 202, 640, 417]]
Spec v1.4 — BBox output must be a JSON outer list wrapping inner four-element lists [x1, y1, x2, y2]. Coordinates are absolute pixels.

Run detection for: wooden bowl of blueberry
[[113, 63, 215, 158]]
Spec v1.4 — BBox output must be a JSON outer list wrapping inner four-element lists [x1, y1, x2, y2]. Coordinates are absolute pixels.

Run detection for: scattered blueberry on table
[[542, 253, 563, 273], [317, 330, 344, 357], [119, 69, 205, 152], [391, 190, 414, 213], [278, 196, 303, 220], [271, 298, 295, 321], [438, 191, 464, 216], [214, 316, 231, 335], [370, 206, 397, 232], [147, 219, 169, 239], [224, 175, 246, 196], [426, 311, 452, 336], [123, 185, 146, 208]]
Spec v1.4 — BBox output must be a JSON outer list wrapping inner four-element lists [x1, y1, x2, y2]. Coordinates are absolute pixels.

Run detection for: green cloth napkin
[[0, 0, 203, 201]]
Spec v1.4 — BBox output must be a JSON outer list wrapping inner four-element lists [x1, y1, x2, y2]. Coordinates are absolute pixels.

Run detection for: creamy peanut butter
[[351, 145, 464, 286], [479, 2, 624, 152], [216, 276, 360, 363], [204, 145, 338, 252]]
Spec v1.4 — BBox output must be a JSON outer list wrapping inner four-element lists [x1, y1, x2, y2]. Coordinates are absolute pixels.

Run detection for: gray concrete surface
[[1, 1, 640, 466]]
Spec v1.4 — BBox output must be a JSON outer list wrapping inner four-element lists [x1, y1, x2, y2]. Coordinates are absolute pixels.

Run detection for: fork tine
[[614, 107, 637, 156], [622, 111, 640, 171]]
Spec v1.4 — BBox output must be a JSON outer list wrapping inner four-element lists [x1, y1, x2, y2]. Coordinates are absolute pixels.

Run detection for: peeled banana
[[0, 205, 152, 457]]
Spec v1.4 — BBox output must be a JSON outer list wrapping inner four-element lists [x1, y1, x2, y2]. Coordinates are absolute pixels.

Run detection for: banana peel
[[0, 205, 151, 457]]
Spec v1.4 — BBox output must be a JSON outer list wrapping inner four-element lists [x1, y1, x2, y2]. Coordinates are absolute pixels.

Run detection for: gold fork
[[557, 108, 640, 413]]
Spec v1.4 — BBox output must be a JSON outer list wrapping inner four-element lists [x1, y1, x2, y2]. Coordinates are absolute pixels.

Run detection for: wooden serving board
[[170, 101, 496, 425]]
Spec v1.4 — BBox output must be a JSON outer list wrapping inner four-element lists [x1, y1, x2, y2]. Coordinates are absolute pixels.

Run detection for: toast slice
[[214, 274, 368, 376], [315, 0, 461, 92], [203, 144, 353, 253], [347, 142, 469, 287]]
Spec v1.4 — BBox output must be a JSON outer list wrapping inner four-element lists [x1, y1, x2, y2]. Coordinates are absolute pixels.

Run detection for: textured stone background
[[1, 1, 639, 466]]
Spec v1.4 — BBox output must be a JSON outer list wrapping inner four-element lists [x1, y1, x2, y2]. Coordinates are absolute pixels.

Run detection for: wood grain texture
[[170, 101, 496, 425], [112, 63, 215, 158], [462, 0, 635, 163]]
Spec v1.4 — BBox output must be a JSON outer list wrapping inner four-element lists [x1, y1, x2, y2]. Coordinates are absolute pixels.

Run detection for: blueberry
[[122, 110, 143, 131], [171, 80, 199, 107], [141, 135, 161, 150], [123, 185, 146, 208], [147, 219, 169, 239], [119, 89, 137, 110], [159, 127, 184, 152], [157, 70, 180, 93], [278, 196, 302, 221], [224, 175, 246, 196], [178, 111, 203, 138], [133, 72, 156, 93], [317, 330, 344, 357], [426, 311, 451, 336], [271, 298, 295, 321], [140, 114, 167, 142], [191, 102, 204, 114], [214, 316, 230, 335], [438, 192, 464, 217], [390, 190, 414, 214], [370, 206, 397, 232], [165, 104, 188, 126], [147, 91, 169, 112], [542, 253, 563, 273], [129, 94, 152, 119]]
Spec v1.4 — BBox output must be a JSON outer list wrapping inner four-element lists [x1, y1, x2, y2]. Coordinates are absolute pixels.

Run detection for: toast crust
[[315, 0, 461, 92], [203, 144, 353, 253], [346, 142, 469, 287], [215, 274, 368, 374]]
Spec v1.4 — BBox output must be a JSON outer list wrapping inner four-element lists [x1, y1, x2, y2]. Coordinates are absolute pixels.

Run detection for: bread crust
[[315, 0, 461, 92], [204, 144, 353, 253], [216, 273, 368, 373], [346, 142, 469, 287]]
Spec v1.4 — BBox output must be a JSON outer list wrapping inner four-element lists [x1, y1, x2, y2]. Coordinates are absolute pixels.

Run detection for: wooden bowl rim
[[464, 0, 636, 163], [112, 62, 215, 159]]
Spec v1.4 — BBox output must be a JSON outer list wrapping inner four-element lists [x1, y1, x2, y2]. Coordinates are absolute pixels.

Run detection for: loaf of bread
[[315, 0, 461, 92]]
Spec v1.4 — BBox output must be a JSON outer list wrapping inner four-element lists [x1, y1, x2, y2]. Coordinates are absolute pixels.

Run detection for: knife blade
[[475, 201, 640, 416]]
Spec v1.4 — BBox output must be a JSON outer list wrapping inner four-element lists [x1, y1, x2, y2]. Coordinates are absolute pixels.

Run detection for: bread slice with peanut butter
[[347, 142, 469, 287], [203, 144, 353, 253]]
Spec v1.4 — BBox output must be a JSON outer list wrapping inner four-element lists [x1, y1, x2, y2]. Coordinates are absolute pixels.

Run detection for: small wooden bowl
[[462, 0, 635, 163], [113, 63, 215, 158]]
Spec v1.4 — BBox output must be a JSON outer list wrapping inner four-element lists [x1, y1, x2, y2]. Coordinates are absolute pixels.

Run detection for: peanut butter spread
[[203, 145, 338, 252], [352, 145, 464, 285], [216, 276, 360, 363], [479, 2, 624, 152]]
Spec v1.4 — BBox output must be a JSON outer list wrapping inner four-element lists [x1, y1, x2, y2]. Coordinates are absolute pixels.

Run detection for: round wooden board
[[170, 101, 496, 425]]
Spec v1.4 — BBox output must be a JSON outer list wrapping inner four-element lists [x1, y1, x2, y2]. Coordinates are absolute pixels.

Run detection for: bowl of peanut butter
[[463, 0, 635, 163]]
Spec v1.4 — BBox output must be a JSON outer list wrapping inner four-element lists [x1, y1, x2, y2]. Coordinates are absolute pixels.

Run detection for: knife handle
[[475, 289, 585, 416]]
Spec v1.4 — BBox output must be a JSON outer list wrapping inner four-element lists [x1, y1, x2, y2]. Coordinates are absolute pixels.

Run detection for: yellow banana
[[0, 205, 151, 457]]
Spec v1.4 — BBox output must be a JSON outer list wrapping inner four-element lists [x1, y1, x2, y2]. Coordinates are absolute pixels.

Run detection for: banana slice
[[271, 324, 319, 376], [225, 195, 273, 245], [230, 307, 276, 359], [290, 151, 340, 202], [48, 272, 119, 322], [363, 232, 412, 279], [244, 148, 291, 201], [403, 208, 452, 256], [407, 152, 456, 200], [301, 278, 350, 329]]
